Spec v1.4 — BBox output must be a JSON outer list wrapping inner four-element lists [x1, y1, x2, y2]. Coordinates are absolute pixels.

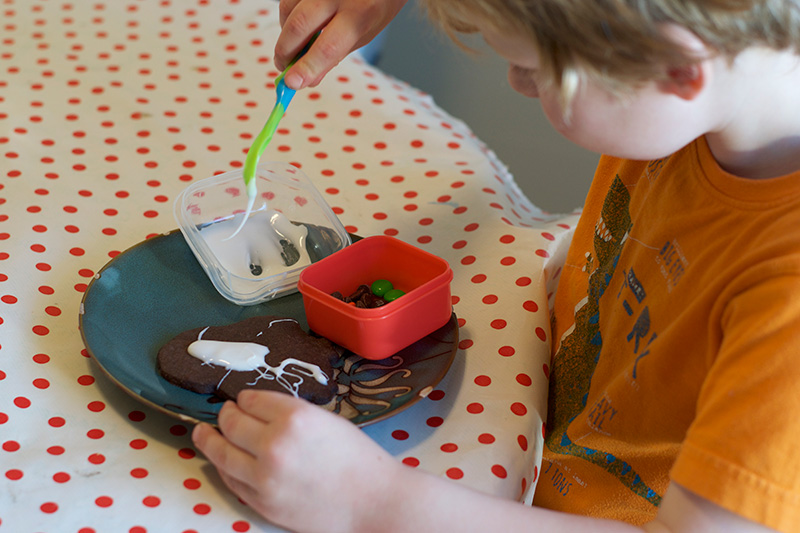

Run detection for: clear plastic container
[[174, 162, 351, 306], [298, 235, 453, 360]]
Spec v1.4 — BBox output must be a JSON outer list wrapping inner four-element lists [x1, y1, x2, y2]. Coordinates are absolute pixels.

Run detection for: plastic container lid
[[174, 162, 351, 306]]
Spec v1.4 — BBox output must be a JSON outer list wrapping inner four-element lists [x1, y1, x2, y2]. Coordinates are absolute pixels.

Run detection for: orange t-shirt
[[533, 136, 800, 531]]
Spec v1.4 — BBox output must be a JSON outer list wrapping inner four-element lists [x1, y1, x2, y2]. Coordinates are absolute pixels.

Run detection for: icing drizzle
[[187, 320, 329, 397]]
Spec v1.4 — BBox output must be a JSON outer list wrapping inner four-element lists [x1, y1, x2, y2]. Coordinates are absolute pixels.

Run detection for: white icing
[[188, 339, 270, 372], [268, 318, 296, 328], [186, 324, 329, 398], [197, 207, 310, 279]]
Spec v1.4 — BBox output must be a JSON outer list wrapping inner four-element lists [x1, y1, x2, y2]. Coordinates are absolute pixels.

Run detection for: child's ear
[[655, 24, 709, 101], [658, 63, 706, 100]]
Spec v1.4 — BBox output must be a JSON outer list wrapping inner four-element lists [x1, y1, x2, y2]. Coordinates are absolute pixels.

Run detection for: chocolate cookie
[[156, 316, 339, 404]]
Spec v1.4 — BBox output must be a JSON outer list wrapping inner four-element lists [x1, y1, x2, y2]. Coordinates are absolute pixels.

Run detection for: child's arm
[[273, 0, 407, 90], [192, 390, 775, 533]]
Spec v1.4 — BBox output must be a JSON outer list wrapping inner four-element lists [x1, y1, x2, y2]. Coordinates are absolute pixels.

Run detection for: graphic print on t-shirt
[[544, 174, 663, 508]]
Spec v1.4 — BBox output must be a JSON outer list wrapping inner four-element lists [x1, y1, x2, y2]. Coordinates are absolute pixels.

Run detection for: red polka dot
[[47, 446, 65, 455], [48, 417, 65, 427], [128, 410, 146, 422], [88, 453, 105, 464], [426, 416, 443, 428], [14, 397, 31, 408], [491, 465, 508, 478], [427, 390, 445, 401], [53, 472, 71, 483], [232, 521, 251, 533], [402, 457, 420, 467], [466, 402, 484, 414], [474, 375, 491, 386], [535, 249, 550, 258], [2, 440, 20, 452], [523, 300, 539, 312], [535, 327, 547, 341], [183, 478, 201, 489], [478, 433, 496, 444], [142, 496, 160, 507], [511, 402, 528, 416], [392, 430, 409, 440], [170, 424, 188, 436], [490, 319, 507, 329], [32, 325, 50, 336], [40, 502, 58, 513], [87, 429, 104, 439], [178, 448, 196, 459], [516, 277, 532, 286], [516, 373, 532, 386], [95, 496, 113, 508], [446, 468, 464, 480], [5, 469, 23, 480], [499, 346, 515, 357], [518, 435, 529, 451], [130, 438, 148, 449], [131, 468, 148, 479], [481, 294, 498, 304], [193, 503, 211, 515], [500, 256, 516, 266], [77, 375, 95, 386], [440, 443, 458, 453], [87, 401, 105, 412], [543, 364, 550, 379]]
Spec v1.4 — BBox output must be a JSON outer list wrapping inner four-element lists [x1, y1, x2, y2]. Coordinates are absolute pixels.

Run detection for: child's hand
[[192, 390, 397, 532], [274, 0, 407, 90]]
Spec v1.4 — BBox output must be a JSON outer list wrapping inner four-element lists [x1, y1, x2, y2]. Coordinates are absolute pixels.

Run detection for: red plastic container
[[297, 235, 453, 360]]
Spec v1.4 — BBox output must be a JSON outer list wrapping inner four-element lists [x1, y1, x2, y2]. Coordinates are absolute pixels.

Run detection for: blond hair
[[421, 0, 800, 102]]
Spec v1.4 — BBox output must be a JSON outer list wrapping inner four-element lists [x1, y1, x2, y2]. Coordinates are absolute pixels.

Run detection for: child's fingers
[[192, 421, 259, 486], [274, 2, 336, 72], [282, 26, 353, 89], [278, 0, 302, 27], [218, 470, 260, 508], [215, 398, 277, 455], [235, 389, 306, 421]]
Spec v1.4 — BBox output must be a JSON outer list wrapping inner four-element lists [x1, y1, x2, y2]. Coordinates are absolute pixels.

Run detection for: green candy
[[370, 279, 393, 297], [383, 288, 405, 302]]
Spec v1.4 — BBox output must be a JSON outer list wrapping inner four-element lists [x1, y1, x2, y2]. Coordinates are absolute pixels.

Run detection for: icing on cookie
[[187, 325, 329, 397], [187, 337, 270, 372]]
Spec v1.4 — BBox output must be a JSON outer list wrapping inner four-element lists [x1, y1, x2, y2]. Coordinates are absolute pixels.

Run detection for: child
[[192, 1, 800, 531]]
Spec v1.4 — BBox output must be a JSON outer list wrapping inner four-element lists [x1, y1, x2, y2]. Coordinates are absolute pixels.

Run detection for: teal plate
[[79, 230, 458, 427]]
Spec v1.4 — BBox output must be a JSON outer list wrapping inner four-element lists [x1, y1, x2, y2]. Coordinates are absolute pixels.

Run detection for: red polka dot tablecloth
[[0, 1, 581, 531]]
